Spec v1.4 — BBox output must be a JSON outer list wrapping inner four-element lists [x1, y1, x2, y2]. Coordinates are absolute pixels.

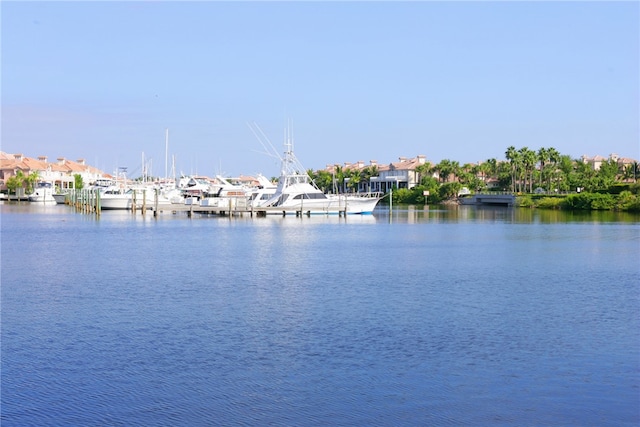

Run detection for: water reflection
[[377, 204, 640, 224], [2, 201, 638, 426]]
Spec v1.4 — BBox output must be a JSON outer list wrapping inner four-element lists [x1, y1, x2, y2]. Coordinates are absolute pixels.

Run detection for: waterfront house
[[325, 155, 430, 193], [0, 152, 107, 193], [371, 155, 429, 192]]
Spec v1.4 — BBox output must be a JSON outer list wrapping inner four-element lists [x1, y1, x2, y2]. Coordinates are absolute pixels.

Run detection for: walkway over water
[[459, 193, 516, 207]]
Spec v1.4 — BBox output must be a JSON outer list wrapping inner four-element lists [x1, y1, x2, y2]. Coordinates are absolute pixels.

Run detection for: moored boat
[[28, 181, 56, 203], [52, 193, 67, 204], [250, 129, 383, 215], [100, 186, 184, 210]]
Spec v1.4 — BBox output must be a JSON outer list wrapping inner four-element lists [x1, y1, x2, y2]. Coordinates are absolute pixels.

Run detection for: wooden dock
[[147, 204, 350, 217], [458, 193, 516, 207], [62, 189, 351, 218]]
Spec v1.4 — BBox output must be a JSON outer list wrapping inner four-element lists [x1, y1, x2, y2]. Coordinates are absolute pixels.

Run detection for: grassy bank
[[516, 189, 640, 212]]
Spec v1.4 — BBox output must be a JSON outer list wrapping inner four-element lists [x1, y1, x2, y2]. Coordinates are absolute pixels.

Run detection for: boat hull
[[53, 194, 67, 204], [262, 195, 381, 215], [28, 182, 56, 203]]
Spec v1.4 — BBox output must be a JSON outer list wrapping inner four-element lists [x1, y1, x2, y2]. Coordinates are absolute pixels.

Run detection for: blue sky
[[2, 1, 638, 178]]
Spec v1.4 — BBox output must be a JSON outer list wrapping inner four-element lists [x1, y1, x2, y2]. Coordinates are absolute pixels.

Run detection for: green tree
[[359, 165, 378, 193], [331, 165, 345, 193], [391, 188, 412, 204], [344, 168, 361, 192], [74, 174, 84, 190], [505, 146, 521, 192], [434, 159, 457, 183], [537, 147, 549, 189], [414, 163, 431, 186], [622, 164, 636, 182], [458, 163, 484, 191], [547, 148, 561, 190], [439, 181, 462, 199], [313, 169, 333, 193], [520, 147, 536, 193], [6, 170, 26, 195], [483, 158, 499, 188], [26, 171, 40, 194], [597, 159, 619, 189]]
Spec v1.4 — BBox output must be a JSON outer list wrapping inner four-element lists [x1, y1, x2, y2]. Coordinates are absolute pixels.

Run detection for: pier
[[62, 189, 351, 218], [145, 204, 351, 217], [458, 193, 516, 207]]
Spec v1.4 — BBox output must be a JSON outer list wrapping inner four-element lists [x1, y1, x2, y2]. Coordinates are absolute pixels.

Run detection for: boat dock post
[[153, 189, 159, 218], [68, 188, 101, 217], [95, 189, 101, 216]]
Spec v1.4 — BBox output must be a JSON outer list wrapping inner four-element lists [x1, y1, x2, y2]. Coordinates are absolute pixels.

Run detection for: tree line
[[307, 146, 640, 210], [5, 171, 84, 195]]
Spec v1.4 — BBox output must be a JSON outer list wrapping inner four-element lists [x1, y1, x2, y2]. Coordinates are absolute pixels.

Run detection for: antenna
[[247, 122, 282, 162], [165, 128, 169, 181]]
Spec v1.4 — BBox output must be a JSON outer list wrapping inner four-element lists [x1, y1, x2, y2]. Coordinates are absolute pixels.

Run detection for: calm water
[[2, 203, 639, 426]]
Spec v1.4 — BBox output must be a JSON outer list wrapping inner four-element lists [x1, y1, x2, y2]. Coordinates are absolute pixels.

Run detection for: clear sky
[[2, 1, 639, 178]]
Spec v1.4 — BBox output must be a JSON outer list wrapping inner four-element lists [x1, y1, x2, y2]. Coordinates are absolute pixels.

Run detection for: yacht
[[100, 185, 184, 210], [28, 181, 56, 203], [250, 132, 382, 215]]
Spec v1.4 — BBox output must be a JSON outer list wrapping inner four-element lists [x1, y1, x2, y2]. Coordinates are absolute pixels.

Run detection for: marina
[[57, 189, 379, 218], [49, 136, 384, 218]]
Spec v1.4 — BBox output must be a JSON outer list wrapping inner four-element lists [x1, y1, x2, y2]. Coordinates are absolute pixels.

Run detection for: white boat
[[251, 131, 382, 215], [178, 176, 212, 200], [199, 175, 254, 207], [28, 181, 56, 203], [99, 187, 131, 210], [52, 193, 67, 204], [100, 185, 184, 211]]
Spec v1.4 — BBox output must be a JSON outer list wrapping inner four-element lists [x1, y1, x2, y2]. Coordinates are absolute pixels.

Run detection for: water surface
[[2, 203, 639, 426]]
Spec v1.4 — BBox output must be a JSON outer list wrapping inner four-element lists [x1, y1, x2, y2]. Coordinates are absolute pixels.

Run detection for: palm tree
[[505, 146, 520, 192], [435, 159, 455, 183], [547, 147, 561, 190], [359, 165, 378, 193], [313, 170, 333, 193], [622, 164, 635, 182], [6, 170, 26, 196], [332, 165, 345, 193], [414, 163, 431, 186], [483, 158, 498, 188], [451, 160, 461, 183], [26, 171, 40, 195], [343, 168, 360, 193], [520, 147, 536, 193], [537, 147, 549, 189]]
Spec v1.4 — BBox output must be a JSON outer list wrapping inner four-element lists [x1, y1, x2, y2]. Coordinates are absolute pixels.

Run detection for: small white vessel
[[28, 181, 56, 203], [100, 186, 184, 211]]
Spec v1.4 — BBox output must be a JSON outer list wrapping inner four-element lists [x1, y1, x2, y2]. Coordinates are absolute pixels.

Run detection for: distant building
[[372, 155, 429, 192], [0, 152, 108, 191], [325, 155, 430, 193]]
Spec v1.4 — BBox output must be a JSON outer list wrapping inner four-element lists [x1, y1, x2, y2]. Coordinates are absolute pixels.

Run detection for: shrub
[[517, 195, 534, 207], [562, 193, 591, 210], [616, 191, 640, 212], [563, 193, 615, 210], [537, 197, 563, 209], [392, 188, 413, 204], [590, 193, 615, 210]]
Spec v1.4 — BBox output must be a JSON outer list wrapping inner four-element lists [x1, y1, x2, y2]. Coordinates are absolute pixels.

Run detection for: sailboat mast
[[165, 128, 169, 182]]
